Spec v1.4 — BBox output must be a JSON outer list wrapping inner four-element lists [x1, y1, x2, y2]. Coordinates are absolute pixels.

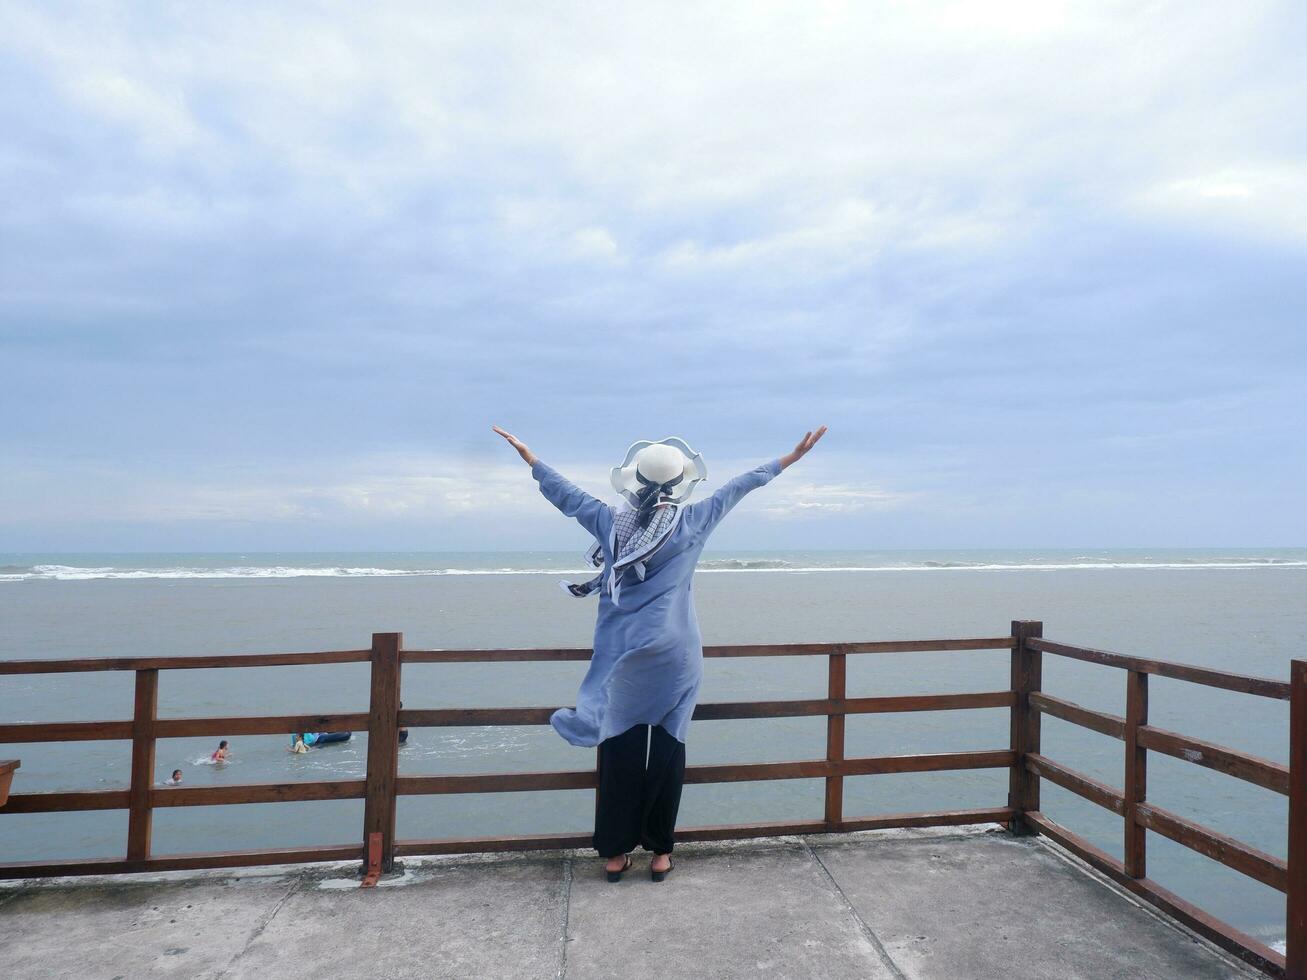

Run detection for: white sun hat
[[610, 437, 708, 507]]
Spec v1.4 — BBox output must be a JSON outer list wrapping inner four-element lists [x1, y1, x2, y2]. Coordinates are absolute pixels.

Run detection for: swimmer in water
[[290, 734, 308, 754], [211, 740, 230, 762], [164, 769, 183, 785]]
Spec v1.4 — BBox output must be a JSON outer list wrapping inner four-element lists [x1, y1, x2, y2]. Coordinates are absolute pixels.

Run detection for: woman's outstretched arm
[[685, 426, 827, 538], [493, 426, 612, 541]]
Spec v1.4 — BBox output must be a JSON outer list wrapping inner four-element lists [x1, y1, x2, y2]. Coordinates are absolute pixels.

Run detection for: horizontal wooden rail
[[1137, 724, 1288, 795], [152, 780, 366, 807], [1024, 753, 1125, 815], [1135, 802, 1287, 892], [0, 843, 362, 880], [1029, 692, 1125, 740], [0, 714, 371, 744], [396, 750, 1014, 796], [399, 691, 1014, 729], [400, 637, 1014, 663], [4, 752, 1013, 812], [0, 650, 371, 675], [0, 720, 135, 743], [1026, 810, 1284, 977], [1, 789, 130, 814], [393, 808, 1017, 857], [1029, 638, 1290, 700]]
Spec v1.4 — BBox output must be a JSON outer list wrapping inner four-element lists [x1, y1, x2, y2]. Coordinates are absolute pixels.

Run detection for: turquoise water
[[2, 548, 1304, 949]]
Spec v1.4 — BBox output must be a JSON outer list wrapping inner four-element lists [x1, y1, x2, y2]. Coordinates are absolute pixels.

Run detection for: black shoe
[[651, 856, 674, 882], [606, 854, 632, 883]]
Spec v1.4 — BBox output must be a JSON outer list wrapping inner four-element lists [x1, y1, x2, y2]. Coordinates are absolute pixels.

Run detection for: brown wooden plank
[[839, 807, 1015, 832], [1030, 692, 1126, 740], [126, 669, 158, 862], [829, 751, 1021, 778], [1026, 810, 1285, 978], [0, 789, 130, 813], [394, 808, 1016, 857], [154, 713, 370, 739], [399, 771, 597, 795], [151, 780, 366, 807], [362, 632, 402, 872], [400, 637, 1014, 663], [0, 843, 361, 880], [1137, 724, 1288, 795], [842, 691, 1016, 713], [0, 720, 134, 743], [1007, 620, 1043, 834], [824, 652, 846, 830], [397, 751, 1014, 796], [1288, 659, 1307, 979], [1134, 802, 1287, 892], [0, 649, 371, 674], [1025, 753, 1125, 815], [399, 692, 1013, 729], [1029, 638, 1290, 700], [1124, 669, 1148, 878], [401, 707, 558, 727]]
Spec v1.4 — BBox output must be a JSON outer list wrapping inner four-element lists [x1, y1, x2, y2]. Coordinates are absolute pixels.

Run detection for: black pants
[[593, 723, 686, 857]]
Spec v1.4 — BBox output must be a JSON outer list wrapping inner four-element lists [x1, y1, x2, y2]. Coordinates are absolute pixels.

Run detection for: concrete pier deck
[[0, 826, 1261, 979]]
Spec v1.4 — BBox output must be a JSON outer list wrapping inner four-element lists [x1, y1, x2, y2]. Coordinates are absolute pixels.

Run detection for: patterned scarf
[[561, 500, 681, 605]]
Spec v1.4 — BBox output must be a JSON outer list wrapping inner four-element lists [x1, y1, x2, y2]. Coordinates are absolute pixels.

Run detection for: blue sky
[[1, 2, 1304, 552]]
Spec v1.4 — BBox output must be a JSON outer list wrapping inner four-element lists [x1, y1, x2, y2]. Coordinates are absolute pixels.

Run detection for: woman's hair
[[219, 740, 228, 748]]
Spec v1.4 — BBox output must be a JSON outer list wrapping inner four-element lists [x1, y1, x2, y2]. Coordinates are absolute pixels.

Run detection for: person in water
[[164, 769, 183, 785], [211, 740, 230, 762], [494, 425, 827, 882]]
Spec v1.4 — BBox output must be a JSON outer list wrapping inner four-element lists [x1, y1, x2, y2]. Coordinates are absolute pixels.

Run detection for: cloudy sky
[[1, 2, 1304, 552]]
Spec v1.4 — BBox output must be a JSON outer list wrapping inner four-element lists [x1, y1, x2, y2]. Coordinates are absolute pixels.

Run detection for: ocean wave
[[698, 558, 795, 570], [3, 558, 1305, 582]]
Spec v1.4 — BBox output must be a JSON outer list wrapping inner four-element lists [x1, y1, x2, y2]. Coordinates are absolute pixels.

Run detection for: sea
[[2, 548, 1304, 950]]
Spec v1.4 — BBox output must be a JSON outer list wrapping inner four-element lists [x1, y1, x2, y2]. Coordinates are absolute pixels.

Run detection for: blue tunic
[[531, 456, 785, 747]]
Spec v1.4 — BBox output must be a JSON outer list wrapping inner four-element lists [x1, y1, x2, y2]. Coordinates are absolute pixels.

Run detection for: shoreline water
[[3, 548, 1305, 582], [2, 549, 1303, 949]]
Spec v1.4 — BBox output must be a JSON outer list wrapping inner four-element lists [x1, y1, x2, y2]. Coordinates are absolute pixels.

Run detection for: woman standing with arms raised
[[493, 425, 827, 881]]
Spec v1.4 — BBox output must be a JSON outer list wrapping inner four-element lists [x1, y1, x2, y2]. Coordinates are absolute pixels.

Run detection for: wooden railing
[[0, 623, 1302, 978]]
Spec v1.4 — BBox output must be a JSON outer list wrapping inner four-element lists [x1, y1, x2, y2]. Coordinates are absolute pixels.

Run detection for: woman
[[493, 424, 827, 882]]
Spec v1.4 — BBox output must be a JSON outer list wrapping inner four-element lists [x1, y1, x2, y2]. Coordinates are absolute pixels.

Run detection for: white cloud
[[758, 482, 915, 519]]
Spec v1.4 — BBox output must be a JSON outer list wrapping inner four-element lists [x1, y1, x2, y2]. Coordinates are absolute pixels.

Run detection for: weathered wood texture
[[1007, 620, 1043, 834], [398, 691, 1012, 729], [1137, 724, 1288, 794], [1287, 660, 1307, 980], [1029, 692, 1126, 740], [399, 637, 1014, 663], [1124, 669, 1149, 879], [1029, 637, 1289, 699], [824, 652, 846, 830], [362, 632, 402, 873], [1134, 802, 1287, 891], [394, 808, 1015, 857], [1024, 753, 1125, 815], [0, 650, 371, 674], [126, 669, 158, 861]]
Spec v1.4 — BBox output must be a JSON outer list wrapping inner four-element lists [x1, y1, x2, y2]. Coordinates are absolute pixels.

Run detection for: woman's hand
[[492, 425, 539, 466], [779, 425, 827, 469]]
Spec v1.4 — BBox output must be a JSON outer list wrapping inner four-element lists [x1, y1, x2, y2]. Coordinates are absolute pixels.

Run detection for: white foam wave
[[2, 558, 1304, 582]]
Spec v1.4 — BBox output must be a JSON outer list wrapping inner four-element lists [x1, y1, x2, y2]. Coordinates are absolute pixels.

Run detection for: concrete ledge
[[0, 826, 1262, 979]]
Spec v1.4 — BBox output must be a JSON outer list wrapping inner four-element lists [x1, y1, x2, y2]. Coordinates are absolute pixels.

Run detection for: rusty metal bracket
[[360, 831, 382, 888]]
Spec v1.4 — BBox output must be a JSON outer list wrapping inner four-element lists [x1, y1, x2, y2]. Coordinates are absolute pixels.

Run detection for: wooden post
[[1007, 620, 1043, 835], [126, 669, 158, 862], [1287, 660, 1307, 979], [1124, 668, 1149, 878], [824, 651, 846, 831], [362, 632, 402, 874]]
